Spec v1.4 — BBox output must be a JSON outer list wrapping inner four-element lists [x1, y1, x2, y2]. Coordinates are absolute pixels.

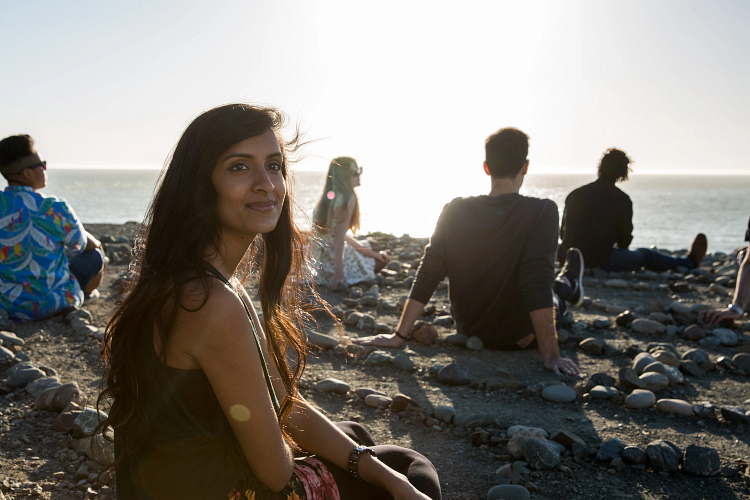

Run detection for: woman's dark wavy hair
[[95, 103, 316, 475], [598, 148, 632, 183]]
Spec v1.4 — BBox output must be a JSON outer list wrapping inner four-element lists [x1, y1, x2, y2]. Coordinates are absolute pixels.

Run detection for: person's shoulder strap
[[203, 262, 281, 416]]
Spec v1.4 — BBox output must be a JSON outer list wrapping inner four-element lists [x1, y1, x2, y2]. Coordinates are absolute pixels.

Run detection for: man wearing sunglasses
[[0, 134, 106, 320]]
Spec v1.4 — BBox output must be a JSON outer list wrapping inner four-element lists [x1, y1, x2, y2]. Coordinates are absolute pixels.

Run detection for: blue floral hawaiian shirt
[[0, 186, 86, 320]]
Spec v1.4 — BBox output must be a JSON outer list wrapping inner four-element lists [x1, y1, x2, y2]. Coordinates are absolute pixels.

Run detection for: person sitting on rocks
[[354, 127, 582, 375], [700, 215, 750, 324], [0, 134, 106, 320], [312, 156, 389, 289], [557, 148, 707, 273]]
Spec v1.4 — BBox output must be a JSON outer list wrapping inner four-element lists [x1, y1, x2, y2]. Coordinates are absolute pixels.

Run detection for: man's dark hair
[[0, 135, 36, 170], [484, 128, 529, 179], [598, 148, 631, 182]]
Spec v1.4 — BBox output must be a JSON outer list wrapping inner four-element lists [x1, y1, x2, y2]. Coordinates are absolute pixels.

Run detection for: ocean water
[[43, 169, 749, 254]]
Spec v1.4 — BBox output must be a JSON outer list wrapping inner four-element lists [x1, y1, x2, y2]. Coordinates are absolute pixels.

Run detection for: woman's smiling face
[[211, 129, 286, 241]]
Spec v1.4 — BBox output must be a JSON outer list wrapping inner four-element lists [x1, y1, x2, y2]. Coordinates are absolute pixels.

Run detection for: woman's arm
[[345, 235, 389, 264], [330, 199, 355, 285]]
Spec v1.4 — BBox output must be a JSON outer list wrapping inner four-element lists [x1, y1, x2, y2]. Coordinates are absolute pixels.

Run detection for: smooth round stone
[[633, 353, 657, 375], [663, 365, 685, 384], [314, 378, 350, 394], [606, 279, 628, 289], [631, 318, 666, 335], [579, 338, 605, 355], [681, 348, 709, 364], [643, 361, 667, 375], [625, 389, 656, 409], [487, 484, 530, 500], [466, 336, 484, 351], [364, 394, 392, 408], [733, 353, 750, 372], [507, 429, 547, 458], [589, 385, 617, 400], [713, 328, 737, 346], [652, 350, 680, 367], [541, 385, 577, 403], [507, 425, 549, 438], [356, 388, 386, 399], [639, 372, 669, 391], [656, 399, 694, 416], [433, 405, 457, 424], [669, 302, 692, 315]]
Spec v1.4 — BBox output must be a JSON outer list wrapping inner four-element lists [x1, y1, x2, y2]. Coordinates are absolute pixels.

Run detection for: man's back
[[558, 178, 633, 268], [0, 186, 86, 319], [410, 193, 558, 349]]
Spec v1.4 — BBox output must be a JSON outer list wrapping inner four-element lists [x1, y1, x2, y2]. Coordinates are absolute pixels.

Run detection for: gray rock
[[5, 362, 46, 388], [625, 389, 656, 409], [643, 361, 667, 375], [0, 345, 13, 364], [720, 406, 750, 425], [392, 354, 415, 372], [631, 319, 666, 335], [606, 279, 628, 289], [364, 394, 392, 408], [508, 429, 547, 458], [364, 350, 393, 367], [487, 485, 530, 500], [596, 438, 626, 461], [681, 445, 720, 477], [590, 385, 617, 400], [622, 446, 648, 465], [697, 334, 721, 349], [663, 365, 684, 384], [13, 350, 31, 363], [437, 363, 471, 386], [361, 295, 378, 307], [24, 376, 61, 397], [314, 378, 350, 394], [72, 408, 108, 438], [433, 405, 456, 424], [669, 302, 692, 315], [692, 402, 717, 419], [35, 382, 86, 412], [618, 367, 646, 390], [433, 315, 454, 327], [712, 328, 737, 346], [541, 385, 576, 403], [646, 440, 682, 472], [732, 353, 750, 371], [0, 331, 24, 346], [550, 430, 584, 448], [453, 411, 495, 428], [78, 434, 114, 466], [616, 310, 637, 326], [466, 336, 484, 351], [656, 399, 693, 416], [639, 372, 669, 391], [590, 372, 616, 387], [683, 324, 706, 340], [356, 388, 386, 399], [579, 338, 605, 355], [344, 312, 364, 326], [680, 360, 706, 378], [443, 333, 468, 346], [652, 350, 680, 367], [305, 330, 340, 349], [507, 425, 549, 438], [390, 394, 419, 412], [593, 317, 612, 329], [373, 323, 391, 333], [356, 314, 376, 330], [524, 437, 561, 470], [633, 352, 657, 374]]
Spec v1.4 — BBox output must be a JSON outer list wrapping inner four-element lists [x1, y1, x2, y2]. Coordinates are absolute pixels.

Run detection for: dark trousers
[[320, 422, 441, 500], [601, 247, 693, 273]]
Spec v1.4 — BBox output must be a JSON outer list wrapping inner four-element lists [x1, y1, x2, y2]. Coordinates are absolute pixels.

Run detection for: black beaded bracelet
[[348, 445, 376, 478], [394, 330, 408, 340]]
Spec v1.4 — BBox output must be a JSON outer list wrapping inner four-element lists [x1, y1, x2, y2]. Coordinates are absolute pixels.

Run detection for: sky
[[2, 0, 750, 189]]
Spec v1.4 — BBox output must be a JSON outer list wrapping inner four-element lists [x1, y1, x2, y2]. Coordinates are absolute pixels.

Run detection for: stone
[[24, 376, 61, 397], [663, 365, 684, 384], [487, 485, 530, 500], [507, 425, 548, 438], [453, 412, 495, 428], [72, 408, 108, 438], [578, 338, 605, 355], [733, 353, 750, 371], [433, 315, 454, 327], [646, 440, 682, 472], [412, 323, 438, 345], [643, 361, 667, 375], [433, 405, 456, 424], [590, 385, 617, 400], [681, 445, 720, 477], [606, 279, 628, 289], [616, 310, 637, 326], [392, 354, 415, 372], [625, 389, 656, 409], [656, 399, 693, 416], [649, 312, 669, 324], [35, 382, 86, 412], [0, 345, 13, 364], [633, 353, 657, 375], [305, 330, 339, 349], [618, 367, 646, 390], [680, 360, 706, 378], [713, 328, 737, 346], [593, 317, 612, 329], [364, 394, 392, 408], [550, 429, 585, 448], [523, 437, 561, 470], [314, 378, 350, 394], [0, 331, 23, 346], [5, 362, 46, 388], [720, 406, 750, 425], [390, 393, 419, 412], [374, 323, 391, 333], [698, 336, 721, 349], [631, 319, 666, 335], [507, 429, 547, 458], [78, 434, 115, 466], [652, 350, 680, 367], [437, 363, 471, 386], [683, 325, 705, 341], [356, 314, 376, 330], [590, 372, 616, 387], [466, 336, 484, 351], [356, 388, 385, 399], [669, 302, 692, 315], [344, 312, 363, 326], [596, 438, 626, 462], [443, 333, 468, 346], [692, 402, 717, 419], [53, 411, 80, 432], [364, 350, 393, 367], [622, 446, 648, 465], [639, 372, 669, 391], [541, 385, 576, 403]]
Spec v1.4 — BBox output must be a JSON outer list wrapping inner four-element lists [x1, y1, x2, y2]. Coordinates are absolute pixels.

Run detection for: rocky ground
[[1, 222, 750, 499]]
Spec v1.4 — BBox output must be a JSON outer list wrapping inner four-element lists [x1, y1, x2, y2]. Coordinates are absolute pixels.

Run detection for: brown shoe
[[687, 233, 707, 269]]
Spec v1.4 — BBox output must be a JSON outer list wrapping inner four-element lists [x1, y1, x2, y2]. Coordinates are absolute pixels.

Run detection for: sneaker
[[687, 233, 707, 269], [83, 289, 100, 304], [561, 248, 584, 307]]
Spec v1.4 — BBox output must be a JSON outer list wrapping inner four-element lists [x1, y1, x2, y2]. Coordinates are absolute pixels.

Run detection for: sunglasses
[[351, 166, 363, 176], [18, 161, 46, 174]]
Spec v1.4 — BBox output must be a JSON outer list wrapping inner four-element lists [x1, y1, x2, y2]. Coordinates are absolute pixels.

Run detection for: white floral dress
[[312, 222, 376, 286]]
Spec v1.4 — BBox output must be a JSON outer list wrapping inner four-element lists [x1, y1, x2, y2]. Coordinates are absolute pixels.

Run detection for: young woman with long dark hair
[[312, 157, 389, 288], [96, 104, 440, 500]]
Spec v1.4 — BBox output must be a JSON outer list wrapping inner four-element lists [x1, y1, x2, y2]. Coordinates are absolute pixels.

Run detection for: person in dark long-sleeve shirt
[[354, 128, 582, 375], [558, 149, 707, 272]]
